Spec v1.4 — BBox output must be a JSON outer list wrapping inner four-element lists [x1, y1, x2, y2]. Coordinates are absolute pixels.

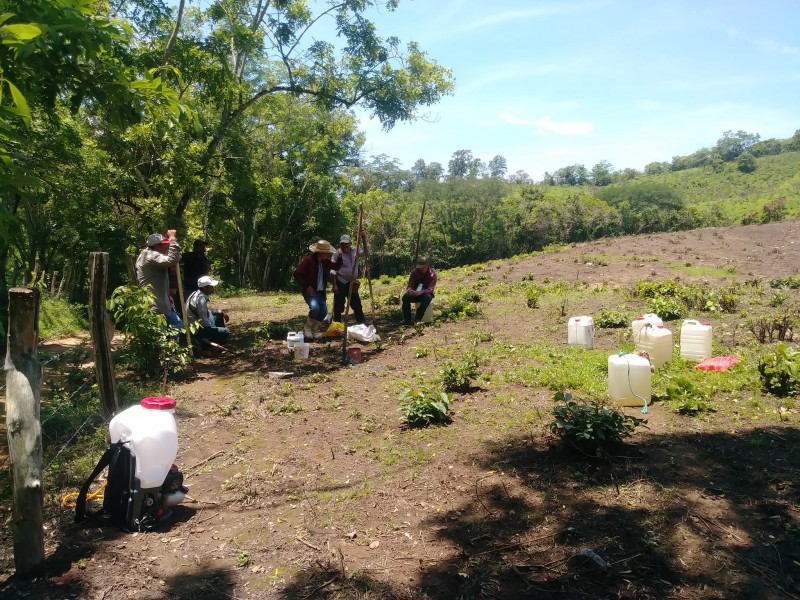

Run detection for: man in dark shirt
[[402, 257, 436, 325], [181, 238, 210, 293], [293, 240, 338, 339]]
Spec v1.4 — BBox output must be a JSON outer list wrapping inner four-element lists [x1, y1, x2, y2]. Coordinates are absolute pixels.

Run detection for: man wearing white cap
[[135, 230, 182, 328], [332, 233, 368, 324], [185, 275, 229, 345]]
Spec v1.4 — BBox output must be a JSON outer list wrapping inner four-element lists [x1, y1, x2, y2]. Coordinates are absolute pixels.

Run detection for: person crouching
[[294, 240, 338, 339], [186, 275, 230, 346]]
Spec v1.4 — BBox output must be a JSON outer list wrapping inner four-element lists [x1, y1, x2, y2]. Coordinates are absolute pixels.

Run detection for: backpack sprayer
[[75, 397, 188, 531]]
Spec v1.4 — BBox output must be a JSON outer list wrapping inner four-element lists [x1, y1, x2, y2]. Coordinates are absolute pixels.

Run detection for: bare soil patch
[[2, 220, 800, 599]]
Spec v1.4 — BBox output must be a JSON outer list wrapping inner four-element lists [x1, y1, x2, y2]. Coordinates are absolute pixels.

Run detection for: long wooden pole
[[341, 205, 364, 363], [5, 287, 44, 577], [174, 262, 192, 358], [412, 198, 427, 269], [361, 229, 376, 323], [88, 252, 118, 420]]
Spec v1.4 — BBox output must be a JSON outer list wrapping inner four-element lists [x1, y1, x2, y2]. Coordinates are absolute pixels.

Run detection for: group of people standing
[[135, 232, 229, 348], [135, 229, 438, 351], [293, 234, 437, 339]]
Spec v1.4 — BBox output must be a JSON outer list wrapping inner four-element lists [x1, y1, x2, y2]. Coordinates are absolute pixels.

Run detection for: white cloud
[[500, 113, 594, 135], [459, 1, 611, 33]]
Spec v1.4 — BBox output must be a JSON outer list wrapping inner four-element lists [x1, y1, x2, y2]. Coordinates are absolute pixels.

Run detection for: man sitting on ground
[[186, 275, 230, 346], [402, 257, 436, 325]]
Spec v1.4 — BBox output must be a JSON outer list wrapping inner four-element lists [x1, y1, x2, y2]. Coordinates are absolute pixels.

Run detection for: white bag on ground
[[347, 323, 380, 343]]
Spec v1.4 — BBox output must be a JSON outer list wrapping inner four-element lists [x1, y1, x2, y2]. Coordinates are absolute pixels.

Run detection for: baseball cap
[[146, 233, 169, 247]]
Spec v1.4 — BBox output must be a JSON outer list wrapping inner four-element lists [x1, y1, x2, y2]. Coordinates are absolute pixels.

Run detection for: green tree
[[715, 130, 760, 162], [488, 155, 507, 178], [736, 152, 757, 173]]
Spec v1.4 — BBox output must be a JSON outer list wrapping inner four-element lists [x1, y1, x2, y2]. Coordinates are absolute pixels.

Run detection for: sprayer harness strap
[[74, 440, 127, 524]]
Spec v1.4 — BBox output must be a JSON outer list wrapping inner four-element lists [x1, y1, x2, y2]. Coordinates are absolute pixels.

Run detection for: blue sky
[[354, 0, 800, 180]]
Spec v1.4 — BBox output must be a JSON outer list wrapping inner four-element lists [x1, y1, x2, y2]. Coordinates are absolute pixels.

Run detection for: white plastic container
[[293, 342, 310, 359], [286, 331, 304, 348], [635, 324, 673, 368], [568, 316, 595, 348], [421, 301, 434, 323], [631, 313, 663, 343], [680, 320, 712, 362], [109, 397, 178, 489], [608, 353, 652, 407]]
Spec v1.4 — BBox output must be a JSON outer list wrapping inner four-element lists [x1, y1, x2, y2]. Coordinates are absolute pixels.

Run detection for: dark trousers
[[194, 313, 229, 345], [402, 292, 432, 324], [333, 281, 365, 323]]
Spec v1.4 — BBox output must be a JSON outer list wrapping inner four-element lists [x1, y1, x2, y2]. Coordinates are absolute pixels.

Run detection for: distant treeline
[[349, 141, 800, 277]]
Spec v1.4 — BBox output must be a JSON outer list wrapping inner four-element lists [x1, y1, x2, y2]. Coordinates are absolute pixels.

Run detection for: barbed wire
[[43, 412, 99, 473]]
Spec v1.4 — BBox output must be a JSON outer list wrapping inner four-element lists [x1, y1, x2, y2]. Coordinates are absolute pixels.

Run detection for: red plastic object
[[695, 356, 740, 372], [140, 396, 176, 410]]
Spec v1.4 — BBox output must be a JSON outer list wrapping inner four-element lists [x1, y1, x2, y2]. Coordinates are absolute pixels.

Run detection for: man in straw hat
[[294, 240, 338, 339], [402, 256, 436, 326], [135, 230, 183, 328]]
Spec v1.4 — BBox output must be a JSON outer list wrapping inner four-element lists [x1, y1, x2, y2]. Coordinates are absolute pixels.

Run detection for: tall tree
[[488, 155, 507, 178]]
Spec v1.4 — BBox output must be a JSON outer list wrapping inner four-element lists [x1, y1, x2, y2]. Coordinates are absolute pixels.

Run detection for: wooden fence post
[[89, 252, 118, 420], [5, 287, 45, 577]]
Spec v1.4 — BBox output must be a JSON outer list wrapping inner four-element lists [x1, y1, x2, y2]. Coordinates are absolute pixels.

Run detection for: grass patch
[[40, 296, 89, 340]]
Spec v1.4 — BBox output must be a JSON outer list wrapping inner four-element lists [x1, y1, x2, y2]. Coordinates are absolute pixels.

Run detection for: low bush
[[108, 285, 192, 376], [596, 309, 627, 328], [440, 352, 479, 392], [657, 375, 716, 415], [399, 386, 451, 427], [548, 391, 646, 457], [758, 342, 800, 397]]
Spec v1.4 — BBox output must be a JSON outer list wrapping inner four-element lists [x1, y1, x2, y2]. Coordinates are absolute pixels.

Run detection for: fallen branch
[[296, 536, 321, 551], [186, 450, 225, 472]]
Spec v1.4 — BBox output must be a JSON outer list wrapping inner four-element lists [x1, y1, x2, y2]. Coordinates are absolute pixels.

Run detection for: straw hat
[[309, 240, 335, 254]]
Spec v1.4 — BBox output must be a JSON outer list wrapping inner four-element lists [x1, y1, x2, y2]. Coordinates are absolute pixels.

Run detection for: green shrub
[[770, 292, 788, 307], [399, 386, 451, 427], [758, 343, 800, 397], [257, 321, 290, 340], [439, 286, 481, 321], [440, 352, 479, 392], [596, 309, 627, 328], [524, 283, 542, 309], [108, 285, 192, 376], [769, 275, 800, 289], [658, 376, 716, 415], [548, 392, 646, 457], [647, 296, 684, 321]]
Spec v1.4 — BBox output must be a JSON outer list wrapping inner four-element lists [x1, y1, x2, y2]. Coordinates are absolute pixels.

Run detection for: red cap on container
[[140, 396, 176, 410]]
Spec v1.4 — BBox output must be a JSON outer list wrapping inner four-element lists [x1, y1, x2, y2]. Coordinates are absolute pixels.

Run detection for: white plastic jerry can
[[680, 320, 712, 362], [608, 353, 652, 407], [635, 324, 673, 368], [631, 313, 663, 343], [568, 315, 594, 348]]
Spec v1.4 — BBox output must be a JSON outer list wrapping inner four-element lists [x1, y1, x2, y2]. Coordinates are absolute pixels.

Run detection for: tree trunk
[[5, 287, 44, 577], [88, 253, 118, 420]]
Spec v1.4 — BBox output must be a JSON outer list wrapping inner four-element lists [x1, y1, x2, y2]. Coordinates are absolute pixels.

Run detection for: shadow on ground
[[278, 426, 800, 599]]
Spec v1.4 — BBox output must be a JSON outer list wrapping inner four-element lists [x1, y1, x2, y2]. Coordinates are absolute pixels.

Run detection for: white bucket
[[608, 353, 652, 407], [568, 316, 594, 348], [109, 397, 178, 489], [421, 301, 434, 323], [286, 331, 304, 348], [631, 313, 663, 343], [680, 320, 712, 362], [635, 324, 673, 368], [293, 342, 310, 360]]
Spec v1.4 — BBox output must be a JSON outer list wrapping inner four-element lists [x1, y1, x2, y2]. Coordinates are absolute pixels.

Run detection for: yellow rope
[[61, 482, 106, 508]]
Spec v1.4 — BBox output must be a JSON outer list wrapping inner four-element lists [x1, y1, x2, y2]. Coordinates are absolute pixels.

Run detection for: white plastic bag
[[347, 323, 380, 343]]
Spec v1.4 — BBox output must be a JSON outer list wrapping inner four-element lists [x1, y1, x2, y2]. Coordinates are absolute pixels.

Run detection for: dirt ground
[[2, 220, 800, 599]]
